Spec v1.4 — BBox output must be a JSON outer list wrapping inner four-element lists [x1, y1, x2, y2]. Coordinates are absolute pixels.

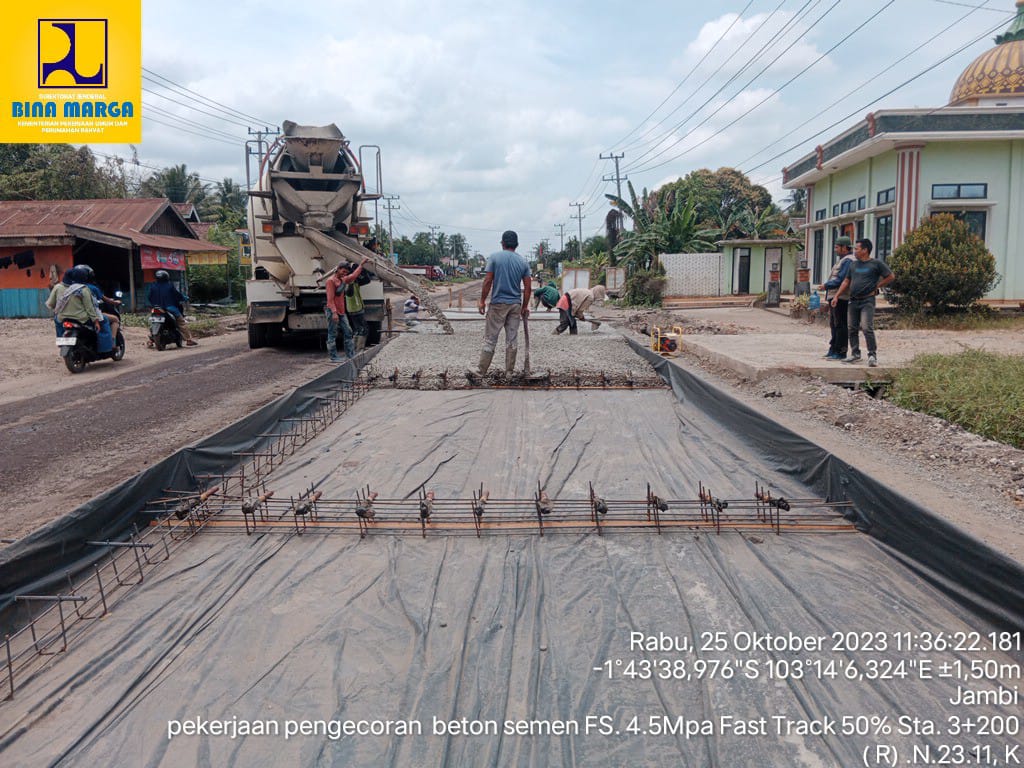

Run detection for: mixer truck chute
[[245, 121, 452, 350]]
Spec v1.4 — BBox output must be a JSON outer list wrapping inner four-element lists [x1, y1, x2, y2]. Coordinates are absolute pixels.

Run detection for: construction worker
[[467, 230, 531, 379], [530, 280, 560, 311], [553, 285, 605, 334], [325, 257, 369, 362]]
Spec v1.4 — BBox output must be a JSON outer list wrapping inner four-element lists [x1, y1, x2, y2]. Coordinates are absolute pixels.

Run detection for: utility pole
[[600, 151, 626, 201], [383, 194, 400, 258], [246, 126, 280, 174], [569, 203, 585, 260], [429, 224, 441, 263], [554, 223, 565, 254]]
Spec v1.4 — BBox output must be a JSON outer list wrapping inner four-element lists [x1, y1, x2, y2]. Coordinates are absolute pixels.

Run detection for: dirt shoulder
[[590, 302, 1024, 563], [0, 316, 335, 542]]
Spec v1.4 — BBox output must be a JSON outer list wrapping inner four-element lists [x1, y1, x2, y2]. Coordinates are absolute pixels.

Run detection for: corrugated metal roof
[[0, 198, 172, 235], [0, 199, 226, 251], [67, 223, 228, 252]]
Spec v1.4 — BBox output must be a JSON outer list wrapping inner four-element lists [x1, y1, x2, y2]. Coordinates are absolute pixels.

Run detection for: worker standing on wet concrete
[[467, 230, 531, 379]]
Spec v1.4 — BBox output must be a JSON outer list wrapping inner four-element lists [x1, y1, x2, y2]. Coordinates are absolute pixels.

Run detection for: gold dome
[[949, 1, 1024, 106]]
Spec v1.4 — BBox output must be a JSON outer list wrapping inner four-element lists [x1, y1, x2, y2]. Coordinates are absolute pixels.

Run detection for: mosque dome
[[949, 0, 1024, 106]]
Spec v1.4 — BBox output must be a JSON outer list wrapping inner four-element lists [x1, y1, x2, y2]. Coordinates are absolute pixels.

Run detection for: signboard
[[561, 268, 591, 292], [1, 1, 142, 142], [140, 246, 186, 271], [605, 267, 626, 296]]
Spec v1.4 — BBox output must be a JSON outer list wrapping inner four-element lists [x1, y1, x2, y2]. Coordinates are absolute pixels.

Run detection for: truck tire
[[248, 323, 267, 349]]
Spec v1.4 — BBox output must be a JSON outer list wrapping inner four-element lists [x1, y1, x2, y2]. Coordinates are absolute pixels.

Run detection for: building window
[[877, 187, 895, 206], [932, 183, 987, 200], [876, 214, 893, 261], [858, 196, 866, 210], [856, 219, 865, 241], [813, 229, 824, 282], [933, 210, 987, 242], [832, 204, 839, 217], [815, 208, 826, 221]]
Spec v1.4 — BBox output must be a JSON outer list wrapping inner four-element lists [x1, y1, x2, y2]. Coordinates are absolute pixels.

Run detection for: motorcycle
[[149, 306, 184, 350], [57, 291, 126, 373]]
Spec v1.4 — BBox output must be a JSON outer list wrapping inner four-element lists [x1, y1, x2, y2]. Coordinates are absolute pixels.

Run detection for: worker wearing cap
[[819, 236, 855, 360], [468, 230, 531, 379]]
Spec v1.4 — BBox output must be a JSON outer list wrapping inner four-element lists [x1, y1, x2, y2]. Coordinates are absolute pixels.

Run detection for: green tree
[[888, 213, 1000, 315], [736, 204, 786, 240], [784, 187, 806, 216], [606, 180, 718, 271], [211, 178, 246, 227], [654, 168, 772, 231], [0, 144, 127, 200], [139, 163, 208, 208]]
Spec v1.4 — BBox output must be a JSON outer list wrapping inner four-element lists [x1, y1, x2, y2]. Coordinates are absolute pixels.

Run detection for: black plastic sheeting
[[0, 354, 368, 619], [1, 343, 1022, 767], [627, 340, 1024, 632]]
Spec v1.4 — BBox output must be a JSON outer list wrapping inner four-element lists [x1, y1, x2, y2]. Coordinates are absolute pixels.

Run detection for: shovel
[[523, 311, 531, 375], [522, 312, 550, 383]]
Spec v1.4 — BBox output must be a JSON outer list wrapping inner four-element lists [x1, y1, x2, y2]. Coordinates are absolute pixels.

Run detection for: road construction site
[[1, 319, 1021, 768]]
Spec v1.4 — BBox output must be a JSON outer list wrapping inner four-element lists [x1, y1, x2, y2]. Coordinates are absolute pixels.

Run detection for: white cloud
[[96, 1, 1005, 254]]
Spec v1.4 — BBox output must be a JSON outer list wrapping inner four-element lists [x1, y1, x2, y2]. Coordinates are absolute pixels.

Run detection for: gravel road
[[0, 331, 334, 542]]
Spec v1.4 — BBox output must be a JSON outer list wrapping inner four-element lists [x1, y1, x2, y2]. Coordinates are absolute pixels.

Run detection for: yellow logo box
[[1, 0, 140, 143]]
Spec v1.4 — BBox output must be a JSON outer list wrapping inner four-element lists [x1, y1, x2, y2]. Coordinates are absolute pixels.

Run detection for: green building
[[782, 1, 1024, 302]]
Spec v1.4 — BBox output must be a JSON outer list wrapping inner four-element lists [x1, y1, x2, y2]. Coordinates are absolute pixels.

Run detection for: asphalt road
[[0, 333, 331, 542]]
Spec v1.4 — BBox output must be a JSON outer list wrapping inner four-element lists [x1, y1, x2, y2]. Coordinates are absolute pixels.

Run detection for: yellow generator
[[651, 325, 683, 357]]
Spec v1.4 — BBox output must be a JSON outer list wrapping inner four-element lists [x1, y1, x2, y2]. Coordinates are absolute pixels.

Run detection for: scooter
[[57, 291, 126, 373], [149, 306, 184, 350]]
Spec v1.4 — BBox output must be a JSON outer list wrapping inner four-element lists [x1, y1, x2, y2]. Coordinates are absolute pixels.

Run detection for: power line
[[733, 0, 998, 171], [607, 0, 757, 151], [142, 114, 240, 147], [143, 103, 243, 142], [89, 150, 235, 186], [624, 0, 831, 173], [741, 12, 1013, 176], [142, 85, 251, 129], [142, 67, 276, 126], [630, 0, 897, 177], [620, 0, 802, 159]]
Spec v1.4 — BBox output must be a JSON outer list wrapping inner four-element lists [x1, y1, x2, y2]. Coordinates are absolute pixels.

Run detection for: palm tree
[[139, 163, 206, 204], [736, 204, 786, 240], [607, 181, 717, 270]]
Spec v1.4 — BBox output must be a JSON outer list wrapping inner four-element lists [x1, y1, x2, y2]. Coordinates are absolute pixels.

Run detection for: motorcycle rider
[[147, 269, 197, 346], [76, 264, 119, 348], [45, 265, 102, 336]]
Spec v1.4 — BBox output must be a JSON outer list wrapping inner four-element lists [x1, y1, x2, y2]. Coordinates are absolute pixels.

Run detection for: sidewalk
[[639, 306, 1024, 383]]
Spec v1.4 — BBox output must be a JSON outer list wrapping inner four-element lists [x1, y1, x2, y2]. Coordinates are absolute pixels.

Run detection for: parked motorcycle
[[57, 291, 126, 373], [149, 306, 184, 350]]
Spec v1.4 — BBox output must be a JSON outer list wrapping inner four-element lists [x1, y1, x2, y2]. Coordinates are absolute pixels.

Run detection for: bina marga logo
[[38, 19, 107, 88]]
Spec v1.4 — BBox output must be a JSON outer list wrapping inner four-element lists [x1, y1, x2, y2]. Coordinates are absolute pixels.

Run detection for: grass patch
[[878, 308, 1024, 332], [891, 350, 1024, 449], [120, 312, 149, 328]]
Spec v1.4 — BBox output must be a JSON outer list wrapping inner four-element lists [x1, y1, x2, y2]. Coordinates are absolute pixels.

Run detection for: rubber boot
[[505, 348, 517, 375], [466, 350, 494, 382]]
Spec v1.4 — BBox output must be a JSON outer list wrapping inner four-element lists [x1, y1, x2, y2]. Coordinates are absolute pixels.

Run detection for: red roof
[[0, 198, 226, 251], [0, 198, 175, 236]]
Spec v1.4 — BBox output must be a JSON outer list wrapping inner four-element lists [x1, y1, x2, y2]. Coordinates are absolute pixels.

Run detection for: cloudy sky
[[99, 0, 1018, 255]]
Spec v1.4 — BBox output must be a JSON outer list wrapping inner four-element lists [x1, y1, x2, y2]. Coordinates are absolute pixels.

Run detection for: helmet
[[155, 270, 170, 282], [77, 264, 95, 282]]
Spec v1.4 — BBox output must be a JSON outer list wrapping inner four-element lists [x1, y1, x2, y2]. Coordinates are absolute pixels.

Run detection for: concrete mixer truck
[[244, 121, 451, 350]]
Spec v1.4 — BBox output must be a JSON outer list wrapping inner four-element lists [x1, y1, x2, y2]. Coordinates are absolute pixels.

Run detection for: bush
[[888, 213, 1000, 315], [621, 268, 667, 306]]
